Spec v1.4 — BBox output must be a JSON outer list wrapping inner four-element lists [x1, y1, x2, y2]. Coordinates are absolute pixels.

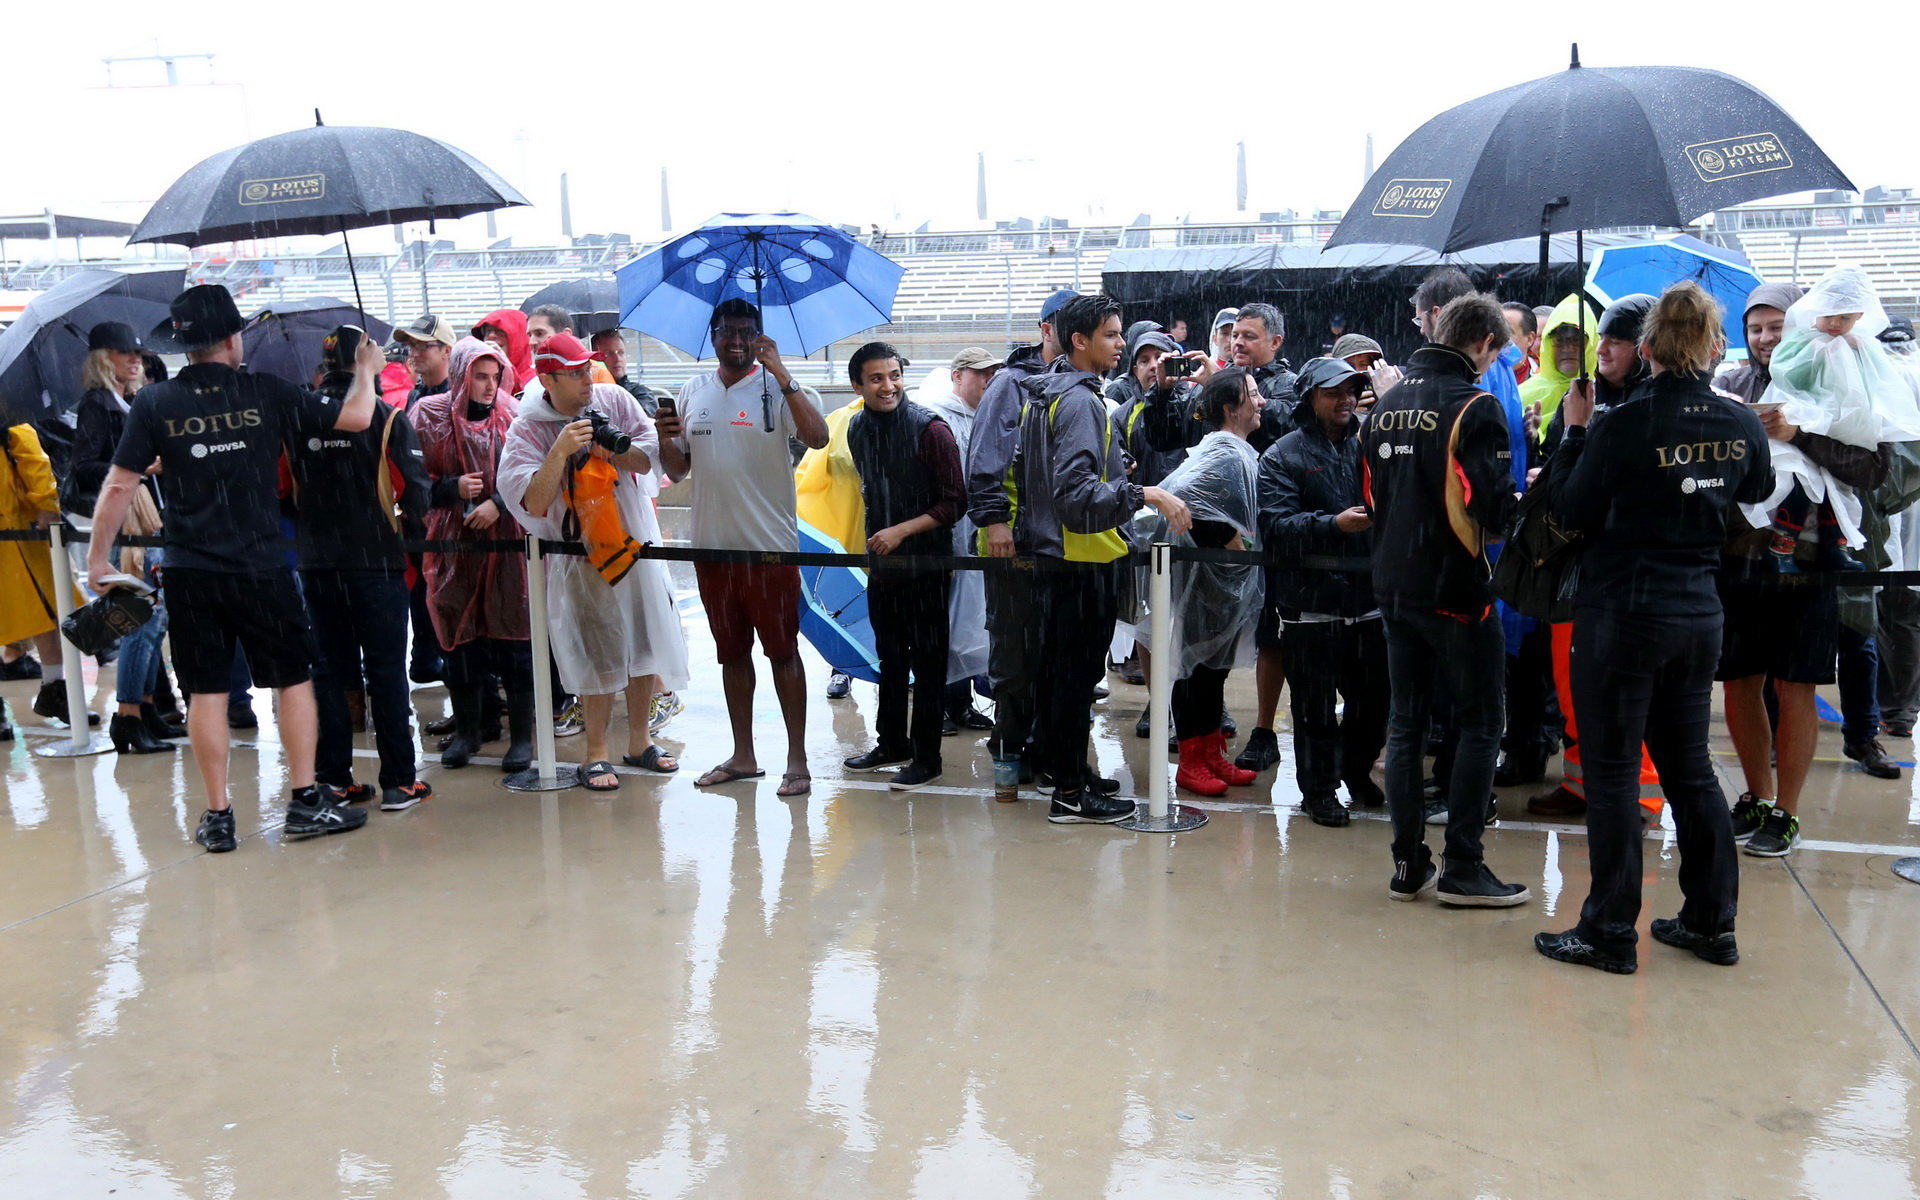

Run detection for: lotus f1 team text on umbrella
[[130, 112, 529, 316]]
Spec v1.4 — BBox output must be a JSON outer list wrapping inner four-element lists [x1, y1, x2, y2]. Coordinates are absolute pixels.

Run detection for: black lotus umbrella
[[521, 278, 619, 334], [0, 268, 185, 422], [130, 112, 528, 315], [242, 297, 395, 388], [1326, 49, 1853, 260]]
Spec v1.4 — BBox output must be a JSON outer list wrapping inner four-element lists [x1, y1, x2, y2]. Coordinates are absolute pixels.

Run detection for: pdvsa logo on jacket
[[1685, 134, 1791, 183], [239, 174, 328, 205], [1372, 179, 1452, 218]]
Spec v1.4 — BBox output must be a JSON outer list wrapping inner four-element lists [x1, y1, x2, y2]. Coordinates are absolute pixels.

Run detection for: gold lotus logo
[[1372, 179, 1452, 218], [1685, 134, 1792, 183], [238, 173, 327, 205]]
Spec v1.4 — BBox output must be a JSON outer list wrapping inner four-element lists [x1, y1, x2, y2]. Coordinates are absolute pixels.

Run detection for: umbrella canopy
[[521, 278, 619, 334], [130, 123, 529, 247], [616, 213, 903, 358], [1584, 234, 1763, 351], [1326, 54, 1853, 254], [0, 268, 185, 421], [797, 519, 879, 683], [242, 297, 395, 388]]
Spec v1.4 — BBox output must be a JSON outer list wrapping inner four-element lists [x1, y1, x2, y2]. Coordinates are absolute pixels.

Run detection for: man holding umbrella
[[85, 284, 382, 852]]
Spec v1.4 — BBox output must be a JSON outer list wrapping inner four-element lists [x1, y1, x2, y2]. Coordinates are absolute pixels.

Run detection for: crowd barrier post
[[1118, 541, 1206, 833], [503, 534, 577, 793], [33, 523, 110, 760]]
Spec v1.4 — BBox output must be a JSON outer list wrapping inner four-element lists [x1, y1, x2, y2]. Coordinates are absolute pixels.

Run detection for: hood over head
[[1598, 293, 1657, 343], [472, 308, 535, 391], [446, 336, 519, 411], [1744, 281, 1804, 320], [1518, 292, 1599, 420]]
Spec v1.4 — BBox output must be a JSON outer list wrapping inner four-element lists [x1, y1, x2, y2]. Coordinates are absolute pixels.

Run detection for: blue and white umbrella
[[797, 520, 879, 684], [1584, 234, 1763, 352], [615, 213, 904, 358]]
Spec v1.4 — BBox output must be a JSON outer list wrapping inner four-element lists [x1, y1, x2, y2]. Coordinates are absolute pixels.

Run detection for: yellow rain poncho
[[795, 397, 865, 554], [1517, 292, 1598, 431]]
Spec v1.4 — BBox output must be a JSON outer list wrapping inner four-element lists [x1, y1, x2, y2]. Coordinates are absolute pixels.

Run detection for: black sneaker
[[319, 781, 376, 805], [1233, 727, 1281, 772], [1219, 709, 1237, 738], [1743, 807, 1799, 857], [1423, 795, 1449, 825], [194, 808, 237, 853], [1388, 857, 1437, 901], [941, 715, 959, 737], [1299, 792, 1351, 827], [1844, 739, 1902, 780], [845, 745, 911, 771], [1346, 776, 1386, 807], [1650, 916, 1740, 965], [409, 661, 442, 685], [1729, 793, 1772, 841], [1036, 768, 1120, 797], [1534, 929, 1637, 974], [953, 706, 993, 731], [1436, 859, 1530, 908], [890, 762, 942, 792], [381, 780, 433, 811], [1493, 749, 1546, 788], [227, 701, 258, 730], [825, 671, 852, 700], [283, 795, 369, 839], [1134, 708, 1152, 739], [1047, 789, 1136, 825], [0, 653, 42, 680]]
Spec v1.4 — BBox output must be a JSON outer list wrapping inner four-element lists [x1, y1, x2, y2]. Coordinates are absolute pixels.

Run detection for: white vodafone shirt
[[672, 366, 800, 552]]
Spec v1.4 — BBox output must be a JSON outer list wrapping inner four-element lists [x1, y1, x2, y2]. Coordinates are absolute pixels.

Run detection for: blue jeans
[[116, 550, 167, 705], [1382, 606, 1505, 866], [304, 570, 415, 789]]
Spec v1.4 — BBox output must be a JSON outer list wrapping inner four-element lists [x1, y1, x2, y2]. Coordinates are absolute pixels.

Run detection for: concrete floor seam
[[1784, 858, 1920, 1065]]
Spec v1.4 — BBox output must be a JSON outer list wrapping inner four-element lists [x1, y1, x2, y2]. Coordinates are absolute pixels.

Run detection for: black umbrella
[[1325, 48, 1853, 260], [520, 278, 619, 334], [0, 268, 185, 422], [130, 112, 528, 315], [242, 297, 395, 388]]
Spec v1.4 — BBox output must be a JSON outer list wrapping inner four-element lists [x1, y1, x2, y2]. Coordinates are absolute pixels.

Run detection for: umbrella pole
[[338, 216, 368, 323], [1576, 228, 1589, 385]]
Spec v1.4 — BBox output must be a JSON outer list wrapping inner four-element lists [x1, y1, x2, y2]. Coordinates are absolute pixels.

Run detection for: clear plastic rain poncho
[[498, 384, 690, 697], [1136, 430, 1263, 679], [1747, 266, 1920, 545]]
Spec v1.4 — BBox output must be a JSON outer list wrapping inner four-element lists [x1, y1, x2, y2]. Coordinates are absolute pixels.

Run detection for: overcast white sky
[[4, 0, 1913, 253]]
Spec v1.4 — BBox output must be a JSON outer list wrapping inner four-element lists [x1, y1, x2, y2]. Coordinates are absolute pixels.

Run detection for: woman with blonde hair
[[66, 321, 176, 753], [1534, 282, 1773, 975]]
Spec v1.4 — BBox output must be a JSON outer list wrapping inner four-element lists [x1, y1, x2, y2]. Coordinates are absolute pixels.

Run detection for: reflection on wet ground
[[2, 579, 1918, 1197]]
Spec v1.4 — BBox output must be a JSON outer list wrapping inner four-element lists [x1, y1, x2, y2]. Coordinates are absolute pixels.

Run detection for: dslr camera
[[583, 409, 632, 455]]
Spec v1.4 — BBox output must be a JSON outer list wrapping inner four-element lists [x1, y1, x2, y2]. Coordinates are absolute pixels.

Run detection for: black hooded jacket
[[1258, 397, 1375, 617], [1249, 358, 1300, 454]]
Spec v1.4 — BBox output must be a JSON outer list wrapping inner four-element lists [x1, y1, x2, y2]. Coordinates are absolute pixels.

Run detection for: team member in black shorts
[[1535, 282, 1772, 974], [85, 285, 382, 853]]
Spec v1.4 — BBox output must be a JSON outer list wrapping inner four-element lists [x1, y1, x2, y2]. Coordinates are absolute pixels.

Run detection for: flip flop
[[579, 761, 621, 792], [776, 773, 812, 798], [623, 745, 680, 774], [695, 764, 767, 787]]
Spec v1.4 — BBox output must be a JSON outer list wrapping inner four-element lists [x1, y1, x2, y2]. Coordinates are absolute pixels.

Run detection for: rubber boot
[[1203, 731, 1257, 786], [440, 686, 484, 769], [501, 690, 536, 774], [1176, 737, 1229, 796]]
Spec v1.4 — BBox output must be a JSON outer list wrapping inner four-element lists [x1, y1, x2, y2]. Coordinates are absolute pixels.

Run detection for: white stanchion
[[33, 523, 109, 759], [1118, 541, 1206, 833], [504, 534, 576, 792]]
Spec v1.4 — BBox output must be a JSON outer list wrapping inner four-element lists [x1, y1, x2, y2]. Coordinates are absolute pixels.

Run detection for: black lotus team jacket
[[1359, 343, 1521, 616]]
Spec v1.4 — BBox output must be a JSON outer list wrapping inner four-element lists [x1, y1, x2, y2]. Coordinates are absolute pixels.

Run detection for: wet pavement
[[3, 571, 1919, 1197]]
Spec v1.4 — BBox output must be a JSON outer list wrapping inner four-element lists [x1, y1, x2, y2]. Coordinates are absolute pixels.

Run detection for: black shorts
[[163, 567, 316, 695], [1714, 576, 1838, 685]]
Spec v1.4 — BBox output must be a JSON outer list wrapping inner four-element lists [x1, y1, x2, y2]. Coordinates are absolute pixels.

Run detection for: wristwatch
[[779, 377, 801, 396]]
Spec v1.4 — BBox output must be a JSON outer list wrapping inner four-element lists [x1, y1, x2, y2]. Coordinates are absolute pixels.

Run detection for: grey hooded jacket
[[1012, 361, 1145, 559]]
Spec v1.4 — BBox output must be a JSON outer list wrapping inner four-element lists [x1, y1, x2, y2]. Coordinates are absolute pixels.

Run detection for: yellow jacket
[[0, 424, 68, 644], [795, 398, 865, 554], [1518, 292, 1599, 430]]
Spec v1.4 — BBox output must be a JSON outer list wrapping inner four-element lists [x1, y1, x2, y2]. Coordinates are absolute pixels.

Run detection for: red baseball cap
[[533, 330, 596, 373]]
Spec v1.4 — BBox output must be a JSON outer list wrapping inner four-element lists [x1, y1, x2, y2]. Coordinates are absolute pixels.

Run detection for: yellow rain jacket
[[795, 397, 865, 554], [1518, 292, 1598, 431]]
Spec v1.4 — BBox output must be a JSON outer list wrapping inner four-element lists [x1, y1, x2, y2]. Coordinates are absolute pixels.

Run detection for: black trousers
[[444, 637, 533, 692], [1383, 607, 1504, 866], [869, 571, 952, 767], [1571, 607, 1736, 951], [985, 566, 1044, 761], [408, 572, 441, 673], [1172, 664, 1229, 740], [1503, 622, 1558, 762], [1035, 561, 1118, 785], [305, 569, 415, 789], [1282, 617, 1389, 798]]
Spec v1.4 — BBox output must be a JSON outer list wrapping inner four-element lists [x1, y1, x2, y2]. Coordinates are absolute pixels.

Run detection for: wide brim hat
[[147, 284, 247, 353]]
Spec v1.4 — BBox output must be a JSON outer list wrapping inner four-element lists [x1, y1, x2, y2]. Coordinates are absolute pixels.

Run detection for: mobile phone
[[1163, 356, 1195, 378], [1749, 400, 1784, 414]]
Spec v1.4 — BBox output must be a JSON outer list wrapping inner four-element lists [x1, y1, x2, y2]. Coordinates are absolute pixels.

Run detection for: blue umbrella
[[615, 212, 904, 358], [1584, 234, 1763, 351], [797, 520, 880, 683]]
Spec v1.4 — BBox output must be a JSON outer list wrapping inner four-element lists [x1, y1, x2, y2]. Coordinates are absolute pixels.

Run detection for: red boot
[[1204, 732, 1257, 787], [1176, 738, 1228, 796]]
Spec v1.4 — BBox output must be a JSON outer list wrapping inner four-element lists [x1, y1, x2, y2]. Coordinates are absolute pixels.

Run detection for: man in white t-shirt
[[658, 298, 829, 796]]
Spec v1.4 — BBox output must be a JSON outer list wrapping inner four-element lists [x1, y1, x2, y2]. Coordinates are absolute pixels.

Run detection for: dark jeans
[[869, 571, 951, 768], [1837, 615, 1880, 745], [408, 572, 442, 675], [985, 566, 1044, 761], [1503, 622, 1558, 761], [1035, 561, 1118, 785], [1382, 606, 1504, 866], [444, 637, 534, 692], [1878, 586, 1920, 727], [305, 569, 416, 789], [1571, 607, 1736, 951], [1172, 664, 1229, 740], [1282, 617, 1389, 798]]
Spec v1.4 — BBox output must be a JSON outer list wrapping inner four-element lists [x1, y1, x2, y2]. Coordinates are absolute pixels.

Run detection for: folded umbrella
[[797, 519, 879, 684]]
